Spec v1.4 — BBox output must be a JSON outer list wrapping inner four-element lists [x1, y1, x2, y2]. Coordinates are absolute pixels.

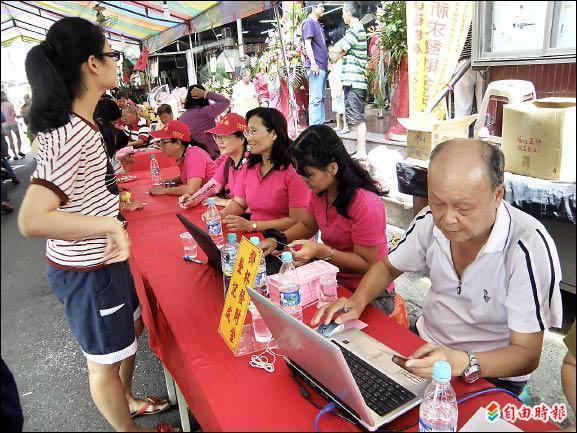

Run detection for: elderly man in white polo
[[313, 138, 563, 396]]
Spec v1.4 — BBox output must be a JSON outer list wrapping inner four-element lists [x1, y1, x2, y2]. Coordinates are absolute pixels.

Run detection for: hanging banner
[[406, 1, 473, 119]]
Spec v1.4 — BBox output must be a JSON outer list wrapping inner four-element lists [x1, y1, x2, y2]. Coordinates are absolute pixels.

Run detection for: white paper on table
[[341, 319, 368, 331], [460, 407, 523, 432]]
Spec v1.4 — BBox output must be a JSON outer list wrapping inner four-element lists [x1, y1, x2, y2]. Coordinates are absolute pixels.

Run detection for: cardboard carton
[[398, 113, 477, 160], [501, 98, 576, 181]]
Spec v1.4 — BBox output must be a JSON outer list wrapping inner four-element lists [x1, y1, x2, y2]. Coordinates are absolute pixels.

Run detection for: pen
[[275, 240, 303, 251], [183, 256, 205, 264]]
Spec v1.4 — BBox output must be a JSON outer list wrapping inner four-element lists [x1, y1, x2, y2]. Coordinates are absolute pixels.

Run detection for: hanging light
[[163, 1, 170, 18]]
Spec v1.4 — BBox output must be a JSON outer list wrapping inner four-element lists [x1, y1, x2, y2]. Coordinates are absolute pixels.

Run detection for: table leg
[[175, 381, 191, 432], [163, 365, 177, 406]]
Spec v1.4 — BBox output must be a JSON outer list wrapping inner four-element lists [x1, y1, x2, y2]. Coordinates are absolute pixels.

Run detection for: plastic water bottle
[[206, 197, 224, 248], [221, 233, 239, 297], [418, 361, 458, 432], [249, 237, 269, 298], [248, 237, 272, 343], [278, 251, 303, 322], [150, 154, 162, 185]]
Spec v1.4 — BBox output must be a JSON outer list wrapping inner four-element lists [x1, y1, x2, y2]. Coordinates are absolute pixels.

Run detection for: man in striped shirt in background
[[121, 105, 151, 148], [329, 1, 368, 160]]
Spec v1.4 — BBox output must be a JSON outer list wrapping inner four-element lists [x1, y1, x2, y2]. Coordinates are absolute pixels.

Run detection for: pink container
[[267, 260, 339, 307]]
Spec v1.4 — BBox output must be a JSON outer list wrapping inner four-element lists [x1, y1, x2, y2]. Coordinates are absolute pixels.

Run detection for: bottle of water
[[206, 197, 224, 248], [278, 251, 303, 322], [221, 233, 239, 297], [418, 361, 458, 432], [248, 236, 272, 343], [150, 154, 162, 185]]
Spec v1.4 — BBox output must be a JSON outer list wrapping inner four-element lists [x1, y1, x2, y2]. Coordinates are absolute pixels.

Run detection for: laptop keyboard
[[335, 342, 416, 417]]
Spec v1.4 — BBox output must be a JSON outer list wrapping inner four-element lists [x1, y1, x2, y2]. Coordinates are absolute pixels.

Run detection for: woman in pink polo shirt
[[261, 125, 407, 325], [178, 113, 248, 209], [220, 107, 310, 233], [148, 120, 216, 197]]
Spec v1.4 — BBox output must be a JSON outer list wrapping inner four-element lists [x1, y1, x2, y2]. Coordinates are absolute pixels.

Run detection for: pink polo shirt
[[213, 156, 245, 199], [234, 163, 310, 221], [177, 146, 217, 185], [307, 188, 393, 292]]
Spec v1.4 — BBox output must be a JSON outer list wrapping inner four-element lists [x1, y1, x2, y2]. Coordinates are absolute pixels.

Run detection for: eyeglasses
[[160, 139, 175, 146], [97, 51, 122, 61], [243, 128, 270, 138]]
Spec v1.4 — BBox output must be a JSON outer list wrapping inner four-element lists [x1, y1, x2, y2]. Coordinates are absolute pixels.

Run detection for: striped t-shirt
[[31, 114, 120, 271], [123, 116, 150, 145], [336, 20, 368, 90]]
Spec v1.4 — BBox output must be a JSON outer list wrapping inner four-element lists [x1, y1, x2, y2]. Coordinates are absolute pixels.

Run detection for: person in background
[[302, 1, 328, 126], [18, 17, 177, 432], [115, 89, 137, 110], [260, 125, 407, 325], [314, 139, 562, 397], [1, 178, 14, 214], [562, 321, 576, 431], [121, 105, 151, 148], [178, 84, 230, 158], [231, 69, 260, 119], [1, 111, 20, 187], [327, 51, 348, 133], [1, 91, 25, 160], [148, 120, 216, 198], [329, 1, 368, 160], [179, 113, 248, 209], [0, 358, 23, 431], [19, 94, 34, 144], [220, 107, 310, 233], [155, 104, 174, 131]]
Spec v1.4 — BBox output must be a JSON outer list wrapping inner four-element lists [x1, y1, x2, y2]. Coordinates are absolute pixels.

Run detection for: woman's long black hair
[[245, 107, 291, 170], [25, 17, 106, 134], [93, 98, 128, 157], [290, 125, 385, 219], [184, 84, 210, 110]]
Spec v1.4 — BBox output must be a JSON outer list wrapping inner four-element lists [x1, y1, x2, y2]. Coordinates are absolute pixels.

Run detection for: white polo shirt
[[388, 202, 563, 382]]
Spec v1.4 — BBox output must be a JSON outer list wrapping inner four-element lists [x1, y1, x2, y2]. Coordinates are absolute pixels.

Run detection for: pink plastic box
[[267, 260, 339, 307]]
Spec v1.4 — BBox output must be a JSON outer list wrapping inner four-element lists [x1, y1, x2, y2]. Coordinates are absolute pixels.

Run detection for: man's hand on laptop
[[401, 343, 469, 379], [311, 295, 365, 326]]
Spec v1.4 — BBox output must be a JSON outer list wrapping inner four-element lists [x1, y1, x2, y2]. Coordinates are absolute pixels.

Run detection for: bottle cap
[[280, 251, 293, 262], [250, 236, 260, 246], [227, 233, 237, 243], [150, 154, 156, 159], [432, 360, 452, 382], [207, 197, 215, 205]]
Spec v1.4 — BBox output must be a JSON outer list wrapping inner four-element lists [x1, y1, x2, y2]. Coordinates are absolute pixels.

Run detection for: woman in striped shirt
[[18, 17, 178, 433]]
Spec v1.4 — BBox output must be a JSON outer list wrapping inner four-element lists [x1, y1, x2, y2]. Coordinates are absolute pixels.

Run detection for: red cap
[[150, 120, 191, 141], [205, 113, 247, 136]]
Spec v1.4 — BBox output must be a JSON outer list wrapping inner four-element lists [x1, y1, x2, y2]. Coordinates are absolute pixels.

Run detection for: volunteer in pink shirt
[[260, 125, 407, 325], [220, 107, 309, 233], [179, 113, 248, 209], [148, 120, 216, 197]]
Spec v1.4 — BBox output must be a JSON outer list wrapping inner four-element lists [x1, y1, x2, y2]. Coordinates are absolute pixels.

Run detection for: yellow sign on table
[[218, 237, 263, 354]]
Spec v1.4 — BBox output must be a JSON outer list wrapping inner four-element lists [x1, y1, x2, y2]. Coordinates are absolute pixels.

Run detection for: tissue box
[[267, 260, 339, 307]]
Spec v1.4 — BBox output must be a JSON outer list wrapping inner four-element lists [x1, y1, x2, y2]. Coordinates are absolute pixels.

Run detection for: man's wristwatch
[[250, 221, 258, 232], [462, 352, 481, 383]]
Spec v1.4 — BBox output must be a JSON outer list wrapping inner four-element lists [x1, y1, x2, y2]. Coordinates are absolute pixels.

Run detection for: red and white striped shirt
[[31, 114, 120, 271]]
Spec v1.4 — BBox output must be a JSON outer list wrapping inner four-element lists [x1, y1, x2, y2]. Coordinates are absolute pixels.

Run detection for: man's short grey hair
[[430, 139, 505, 190], [123, 105, 139, 115]]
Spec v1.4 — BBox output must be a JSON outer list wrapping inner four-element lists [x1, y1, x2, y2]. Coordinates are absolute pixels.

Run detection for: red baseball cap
[[150, 120, 191, 142], [205, 113, 247, 136]]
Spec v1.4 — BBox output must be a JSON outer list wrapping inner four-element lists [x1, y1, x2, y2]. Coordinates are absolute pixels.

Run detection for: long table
[[123, 168, 561, 432], [124, 148, 177, 172]]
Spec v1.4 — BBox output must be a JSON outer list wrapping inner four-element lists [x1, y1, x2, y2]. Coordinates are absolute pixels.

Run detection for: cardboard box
[[398, 113, 477, 160], [501, 98, 576, 181]]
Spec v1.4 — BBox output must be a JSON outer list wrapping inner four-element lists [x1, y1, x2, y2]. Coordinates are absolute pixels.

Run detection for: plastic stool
[[474, 80, 536, 136], [518, 384, 531, 405]]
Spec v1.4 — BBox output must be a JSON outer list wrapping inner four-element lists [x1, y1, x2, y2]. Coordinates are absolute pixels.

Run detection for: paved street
[[1, 149, 574, 431]]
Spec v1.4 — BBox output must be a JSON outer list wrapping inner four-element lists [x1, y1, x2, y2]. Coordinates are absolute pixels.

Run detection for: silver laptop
[[248, 287, 429, 431]]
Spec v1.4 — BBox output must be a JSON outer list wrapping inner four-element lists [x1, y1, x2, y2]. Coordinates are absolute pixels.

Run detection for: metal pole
[[237, 18, 245, 68], [274, 2, 298, 134]]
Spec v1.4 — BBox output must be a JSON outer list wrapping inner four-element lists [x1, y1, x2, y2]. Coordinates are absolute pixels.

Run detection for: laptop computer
[[176, 213, 282, 275], [247, 287, 430, 431]]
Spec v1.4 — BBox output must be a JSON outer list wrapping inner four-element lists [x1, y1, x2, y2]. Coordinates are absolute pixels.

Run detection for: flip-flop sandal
[[155, 422, 181, 432], [131, 396, 171, 418]]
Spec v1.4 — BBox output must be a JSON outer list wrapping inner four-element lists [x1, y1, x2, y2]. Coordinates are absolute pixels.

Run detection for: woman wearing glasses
[[220, 107, 310, 233], [148, 120, 216, 197], [178, 112, 248, 209], [260, 125, 408, 327], [18, 18, 178, 432]]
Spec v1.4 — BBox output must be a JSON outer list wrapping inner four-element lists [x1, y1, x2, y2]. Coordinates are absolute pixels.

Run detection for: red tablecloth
[[123, 170, 561, 432], [125, 148, 177, 172]]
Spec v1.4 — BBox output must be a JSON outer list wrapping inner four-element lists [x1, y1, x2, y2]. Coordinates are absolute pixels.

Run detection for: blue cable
[[457, 387, 522, 405], [314, 402, 337, 432]]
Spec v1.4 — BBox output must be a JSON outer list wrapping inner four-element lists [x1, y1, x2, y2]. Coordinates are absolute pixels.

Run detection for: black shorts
[[343, 86, 366, 126], [47, 261, 142, 364]]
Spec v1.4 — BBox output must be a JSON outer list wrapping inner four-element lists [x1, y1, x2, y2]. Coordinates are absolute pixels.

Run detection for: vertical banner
[[218, 238, 263, 354], [406, 1, 473, 119]]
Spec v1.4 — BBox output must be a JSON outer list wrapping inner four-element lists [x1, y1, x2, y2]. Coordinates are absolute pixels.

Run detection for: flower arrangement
[[372, 1, 407, 84]]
